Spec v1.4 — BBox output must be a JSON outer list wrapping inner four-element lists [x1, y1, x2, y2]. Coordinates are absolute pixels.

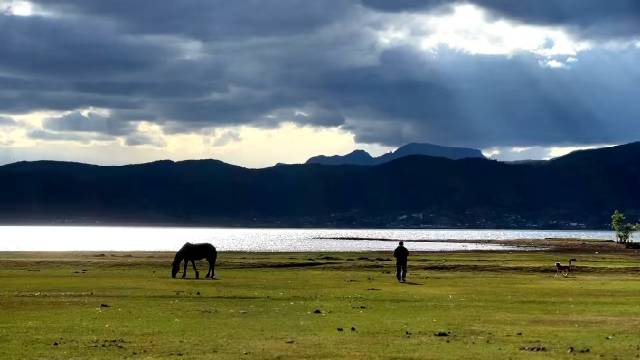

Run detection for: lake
[[0, 226, 622, 252]]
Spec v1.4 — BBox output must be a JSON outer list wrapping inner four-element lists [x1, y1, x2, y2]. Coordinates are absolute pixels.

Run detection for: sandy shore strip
[[313, 237, 640, 253]]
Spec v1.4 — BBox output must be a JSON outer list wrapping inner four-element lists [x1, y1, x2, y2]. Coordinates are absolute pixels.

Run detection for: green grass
[[1, 251, 640, 359]]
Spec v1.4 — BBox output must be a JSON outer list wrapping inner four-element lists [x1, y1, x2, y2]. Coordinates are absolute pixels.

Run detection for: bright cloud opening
[[1, 0, 32, 16], [376, 4, 590, 67]]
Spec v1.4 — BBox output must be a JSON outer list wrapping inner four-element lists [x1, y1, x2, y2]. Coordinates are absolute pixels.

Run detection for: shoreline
[[2, 242, 639, 276], [0, 238, 636, 254], [0, 223, 616, 231]]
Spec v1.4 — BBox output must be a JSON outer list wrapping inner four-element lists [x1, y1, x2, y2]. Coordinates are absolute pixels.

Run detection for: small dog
[[555, 258, 577, 277]]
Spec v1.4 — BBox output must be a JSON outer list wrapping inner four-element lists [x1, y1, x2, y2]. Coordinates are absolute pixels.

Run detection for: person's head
[[399, 241, 404, 246]]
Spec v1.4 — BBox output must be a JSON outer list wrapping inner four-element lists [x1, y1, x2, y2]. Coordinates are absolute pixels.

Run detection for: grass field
[[1, 246, 640, 359]]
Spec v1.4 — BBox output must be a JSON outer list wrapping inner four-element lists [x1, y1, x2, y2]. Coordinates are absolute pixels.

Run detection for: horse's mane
[[173, 242, 192, 265]]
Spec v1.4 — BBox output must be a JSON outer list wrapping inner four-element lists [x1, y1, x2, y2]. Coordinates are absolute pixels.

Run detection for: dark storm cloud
[[360, 0, 640, 38], [334, 47, 640, 147], [27, 0, 354, 40], [43, 111, 134, 136], [31, 112, 162, 146], [475, 0, 640, 38], [0, 14, 170, 78], [0, 3, 359, 130], [360, 0, 450, 12], [2, 1, 640, 150]]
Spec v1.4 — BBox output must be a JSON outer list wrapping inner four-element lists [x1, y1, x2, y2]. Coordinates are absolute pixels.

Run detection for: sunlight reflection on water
[[0, 226, 622, 252]]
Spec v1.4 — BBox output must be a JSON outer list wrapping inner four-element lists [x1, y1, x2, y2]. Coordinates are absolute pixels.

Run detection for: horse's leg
[[191, 260, 199, 279], [182, 260, 187, 278], [211, 257, 216, 279]]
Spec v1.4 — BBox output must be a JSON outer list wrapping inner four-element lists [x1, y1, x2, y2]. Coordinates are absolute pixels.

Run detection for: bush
[[611, 210, 638, 244]]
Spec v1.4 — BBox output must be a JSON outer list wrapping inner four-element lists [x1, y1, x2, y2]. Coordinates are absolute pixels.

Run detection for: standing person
[[393, 241, 409, 282]]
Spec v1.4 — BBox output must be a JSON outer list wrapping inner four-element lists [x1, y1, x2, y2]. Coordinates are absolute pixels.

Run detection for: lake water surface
[[0, 226, 622, 252]]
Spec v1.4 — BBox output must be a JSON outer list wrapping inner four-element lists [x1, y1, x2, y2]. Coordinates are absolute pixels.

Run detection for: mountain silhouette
[[306, 149, 375, 166], [0, 142, 638, 229], [306, 143, 484, 166]]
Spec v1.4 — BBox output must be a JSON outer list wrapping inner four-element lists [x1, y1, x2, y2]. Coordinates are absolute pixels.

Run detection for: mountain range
[[0, 142, 639, 229], [305, 143, 485, 166]]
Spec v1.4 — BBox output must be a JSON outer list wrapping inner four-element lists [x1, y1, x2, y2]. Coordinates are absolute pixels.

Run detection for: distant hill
[[305, 143, 484, 166], [306, 149, 375, 166], [505, 160, 546, 165], [0, 142, 639, 229]]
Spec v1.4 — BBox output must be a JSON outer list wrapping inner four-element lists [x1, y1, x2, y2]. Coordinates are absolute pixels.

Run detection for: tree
[[611, 210, 637, 244]]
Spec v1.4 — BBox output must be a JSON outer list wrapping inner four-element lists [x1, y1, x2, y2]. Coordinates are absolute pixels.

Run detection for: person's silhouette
[[393, 241, 409, 282]]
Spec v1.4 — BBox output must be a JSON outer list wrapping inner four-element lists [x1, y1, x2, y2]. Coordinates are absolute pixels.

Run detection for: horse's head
[[171, 252, 182, 278], [171, 261, 180, 278]]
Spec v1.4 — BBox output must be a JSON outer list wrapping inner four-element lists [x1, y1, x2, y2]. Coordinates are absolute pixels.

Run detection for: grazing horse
[[172, 242, 217, 279]]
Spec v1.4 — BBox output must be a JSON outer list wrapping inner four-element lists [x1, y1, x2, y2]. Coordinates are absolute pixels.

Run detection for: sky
[[1, 1, 639, 167]]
